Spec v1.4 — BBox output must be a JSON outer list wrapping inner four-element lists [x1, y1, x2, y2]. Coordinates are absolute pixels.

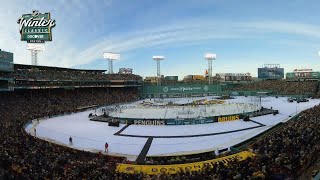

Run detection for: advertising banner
[[164, 76, 178, 81], [116, 151, 256, 175], [216, 114, 242, 122], [133, 120, 165, 125], [143, 85, 221, 95]]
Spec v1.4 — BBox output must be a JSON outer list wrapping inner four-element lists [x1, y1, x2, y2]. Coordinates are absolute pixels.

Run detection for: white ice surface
[[251, 97, 320, 125], [34, 111, 147, 156], [148, 125, 271, 156], [28, 96, 320, 158]]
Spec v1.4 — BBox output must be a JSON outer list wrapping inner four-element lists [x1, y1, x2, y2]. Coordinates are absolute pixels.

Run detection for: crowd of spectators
[[249, 106, 320, 179], [0, 88, 139, 179], [1, 87, 319, 179], [228, 80, 319, 96], [0, 65, 142, 89], [0, 75, 319, 179], [12, 80, 140, 89]]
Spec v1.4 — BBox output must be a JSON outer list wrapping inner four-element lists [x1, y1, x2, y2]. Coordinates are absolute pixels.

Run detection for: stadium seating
[[0, 70, 319, 179], [8, 64, 142, 81], [0, 88, 138, 179], [228, 80, 319, 96]]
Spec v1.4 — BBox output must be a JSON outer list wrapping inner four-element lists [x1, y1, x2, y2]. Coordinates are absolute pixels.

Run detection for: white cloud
[[1, 1, 320, 76], [241, 21, 320, 38], [62, 19, 320, 69]]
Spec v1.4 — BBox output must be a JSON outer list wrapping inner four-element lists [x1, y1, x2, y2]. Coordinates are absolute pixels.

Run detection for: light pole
[[205, 53, 216, 85], [153, 56, 165, 86], [103, 52, 120, 74], [27, 43, 45, 66]]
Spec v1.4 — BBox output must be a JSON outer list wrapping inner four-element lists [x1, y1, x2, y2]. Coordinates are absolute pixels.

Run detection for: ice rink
[[109, 96, 260, 119], [25, 96, 320, 160]]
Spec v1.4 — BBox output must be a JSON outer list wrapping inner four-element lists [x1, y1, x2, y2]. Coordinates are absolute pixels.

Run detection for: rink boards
[[93, 109, 277, 126], [114, 111, 274, 125], [103, 96, 266, 125]]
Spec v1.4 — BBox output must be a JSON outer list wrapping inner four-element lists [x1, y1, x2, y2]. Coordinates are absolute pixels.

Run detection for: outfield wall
[[142, 84, 221, 98], [141, 84, 275, 98]]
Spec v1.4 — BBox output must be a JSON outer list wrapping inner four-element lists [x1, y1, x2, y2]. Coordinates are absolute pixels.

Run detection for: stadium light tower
[[103, 52, 120, 74], [205, 53, 216, 85], [27, 43, 45, 66], [153, 56, 165, 86]]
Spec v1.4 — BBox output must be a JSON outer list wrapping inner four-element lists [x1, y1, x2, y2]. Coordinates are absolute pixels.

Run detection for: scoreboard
[[258, 64, 284, 79], [286, 69, 320, 80], [0, 50, 14, 72], [119, 68, 133, 74], [164, 76, 178, 81]]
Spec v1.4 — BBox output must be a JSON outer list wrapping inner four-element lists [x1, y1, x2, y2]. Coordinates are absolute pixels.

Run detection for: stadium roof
[[14, 64, 106, 72]]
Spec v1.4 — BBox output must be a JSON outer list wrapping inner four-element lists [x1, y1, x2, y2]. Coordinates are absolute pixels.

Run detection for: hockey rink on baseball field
[[25, 96, 320, 160]]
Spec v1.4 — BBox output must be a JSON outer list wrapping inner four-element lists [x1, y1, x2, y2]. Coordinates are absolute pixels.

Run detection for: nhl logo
[[31, 10, 40, 17]]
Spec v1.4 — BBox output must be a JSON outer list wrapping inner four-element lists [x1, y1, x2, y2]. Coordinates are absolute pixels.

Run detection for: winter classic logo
[[17, 10, 56, 43]]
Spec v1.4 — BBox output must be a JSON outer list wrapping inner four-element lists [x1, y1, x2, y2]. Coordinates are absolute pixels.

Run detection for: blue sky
[[1, 0, 320, 78]]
